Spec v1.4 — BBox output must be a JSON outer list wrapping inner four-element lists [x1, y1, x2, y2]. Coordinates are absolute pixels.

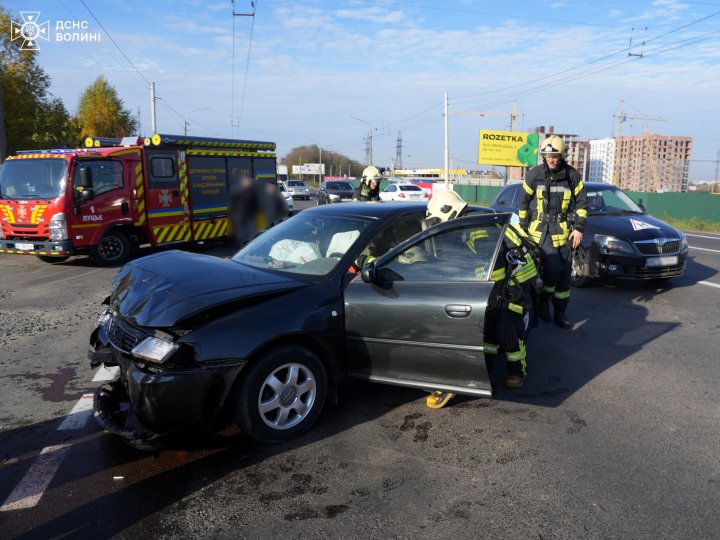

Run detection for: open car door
[[344, 212, 511, 398]]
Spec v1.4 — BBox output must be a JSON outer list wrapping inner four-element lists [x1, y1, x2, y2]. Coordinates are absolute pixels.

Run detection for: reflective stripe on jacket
[[518, 161, 588, 248]]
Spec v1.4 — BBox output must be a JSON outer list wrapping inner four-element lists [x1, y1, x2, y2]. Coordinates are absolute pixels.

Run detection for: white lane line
[[57, 393, 94, 431], [92, 365, 119, 382], [686, 233, 720, 240], [699, 281, 720, 289], [1, 369, 109, 512], [0, 444, 70, 511], [690, 246, 720, 254]]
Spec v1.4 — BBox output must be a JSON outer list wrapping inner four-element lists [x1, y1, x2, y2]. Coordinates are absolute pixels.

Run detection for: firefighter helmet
[[425, 189, 467, 223], [361, 166, 382, 185], [539, 135, 564, 156]]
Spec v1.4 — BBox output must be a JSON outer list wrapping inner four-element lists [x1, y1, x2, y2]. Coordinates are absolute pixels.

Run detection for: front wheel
[[37, 255, 70, 263], [571, 247, 592, 288], [232, 346, 327, 443], [90, 230, 131, 266]]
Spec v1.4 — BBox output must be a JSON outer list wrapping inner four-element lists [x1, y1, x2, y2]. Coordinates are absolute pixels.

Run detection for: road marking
[[57, 393, 94, 431], [690, 246, 720, 254], [686, 233, 720, 240], [0, 445, 70, 511], [92, 365, 119, 382], [0, 369, 108, 512], [699, 281, 720, 289]]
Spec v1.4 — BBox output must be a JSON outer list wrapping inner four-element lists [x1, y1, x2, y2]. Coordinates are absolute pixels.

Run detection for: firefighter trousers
[[539, 233, 571, 314], [483, 301, 527, 376]]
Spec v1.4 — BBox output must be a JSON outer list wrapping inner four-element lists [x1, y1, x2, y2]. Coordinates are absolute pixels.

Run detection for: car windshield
[[586, 186, 643, 215], [289, 181, 305, 187], [232, 213, 374, 277], [0, 158, 68, 200], [400, 185, 422, 191]]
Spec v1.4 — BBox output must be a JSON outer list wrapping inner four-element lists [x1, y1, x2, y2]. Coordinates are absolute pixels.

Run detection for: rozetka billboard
[[477, 130, 539, 168]]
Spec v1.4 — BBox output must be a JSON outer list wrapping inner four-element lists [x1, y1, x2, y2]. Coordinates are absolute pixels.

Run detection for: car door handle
[[445, 304, 472, 318]]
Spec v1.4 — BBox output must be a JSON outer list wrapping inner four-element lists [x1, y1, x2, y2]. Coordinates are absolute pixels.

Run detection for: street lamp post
[[183, 107, 211, 136]]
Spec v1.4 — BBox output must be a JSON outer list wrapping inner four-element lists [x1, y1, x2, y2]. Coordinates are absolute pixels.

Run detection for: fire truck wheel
[[91, 230, 131, 266], [36, 255, 70, 263]]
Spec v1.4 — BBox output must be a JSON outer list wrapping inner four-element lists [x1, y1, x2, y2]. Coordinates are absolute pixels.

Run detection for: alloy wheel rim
[[258, 363, 316, 430]]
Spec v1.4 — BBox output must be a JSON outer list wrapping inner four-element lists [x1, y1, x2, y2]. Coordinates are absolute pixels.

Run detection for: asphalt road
[[1, 210, 719, 539]]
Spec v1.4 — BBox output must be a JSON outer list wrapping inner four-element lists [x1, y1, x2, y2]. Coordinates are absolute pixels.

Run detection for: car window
[[233, 213, 373, 277], [399, 185, 422, 192], [495, 185, 519, 209], [358, 216, 425, 261], [379, 222, 502, 282], [384, 185, 397, 192]]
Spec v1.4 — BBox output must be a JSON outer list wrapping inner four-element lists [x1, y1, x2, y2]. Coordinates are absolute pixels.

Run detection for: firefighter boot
[[554, 311, 572, 330], [538, 293, 552, 322], [504, 374, 525, 389], [426, 391, 455, 409]]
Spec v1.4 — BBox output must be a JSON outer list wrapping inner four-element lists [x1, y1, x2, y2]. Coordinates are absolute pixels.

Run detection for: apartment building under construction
[[615, 134, 692, 192]]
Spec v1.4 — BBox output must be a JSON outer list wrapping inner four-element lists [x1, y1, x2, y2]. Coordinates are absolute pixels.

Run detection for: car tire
[[571, 247, 592, 288], [232, 346, 327, 444], [90, 230, 131, 266], [37, 255, 70, 263]]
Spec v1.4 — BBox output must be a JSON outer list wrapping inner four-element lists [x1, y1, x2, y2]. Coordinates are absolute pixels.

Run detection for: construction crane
[[456, 101, 519, 183], [456, 101, 518, 132], [612, 100, 664, 187]]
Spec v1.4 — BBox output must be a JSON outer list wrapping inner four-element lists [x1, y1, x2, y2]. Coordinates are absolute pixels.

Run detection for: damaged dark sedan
[[89, 201, 517, 448]]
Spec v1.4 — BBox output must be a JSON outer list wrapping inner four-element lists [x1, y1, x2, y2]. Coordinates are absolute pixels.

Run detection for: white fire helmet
[[539, 135, 565, 157], [425, 189, 468, 224]]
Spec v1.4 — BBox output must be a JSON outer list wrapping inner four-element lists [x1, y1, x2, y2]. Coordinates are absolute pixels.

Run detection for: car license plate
[[15, 243, 34, 251], [646, 256, 678, 267]]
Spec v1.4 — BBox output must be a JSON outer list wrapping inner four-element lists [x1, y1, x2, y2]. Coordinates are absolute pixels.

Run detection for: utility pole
[[150, 82, 157, 134], [0, 64, 7, 162], [444, 92, 449, 188]]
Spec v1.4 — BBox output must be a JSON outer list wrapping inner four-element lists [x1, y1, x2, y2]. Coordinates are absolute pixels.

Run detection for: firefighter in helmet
[[424, 190, 539, 409], [353, 166, 382, 201], [518, 135, 587, 329]]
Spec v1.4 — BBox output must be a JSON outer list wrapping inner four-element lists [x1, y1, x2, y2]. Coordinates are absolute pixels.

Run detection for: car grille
[[634, 263, 685, 279], [634, 239, 680, 255], [107, 316, 147, 353]]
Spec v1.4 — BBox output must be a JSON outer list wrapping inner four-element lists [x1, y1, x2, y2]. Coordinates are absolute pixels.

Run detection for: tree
[[1, 6, 77, 154], [77, 76, 136, 137], [283, 145, 364, 179]]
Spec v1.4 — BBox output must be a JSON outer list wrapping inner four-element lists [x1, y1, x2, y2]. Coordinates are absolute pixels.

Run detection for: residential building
[[588, 138, 615, 184]]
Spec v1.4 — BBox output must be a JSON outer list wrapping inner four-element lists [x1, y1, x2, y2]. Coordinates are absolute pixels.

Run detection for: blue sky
[[5, 0, 720, 181]]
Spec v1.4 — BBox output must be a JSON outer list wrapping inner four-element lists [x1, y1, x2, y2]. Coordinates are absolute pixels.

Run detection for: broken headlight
[[131, 336, 178, 365]]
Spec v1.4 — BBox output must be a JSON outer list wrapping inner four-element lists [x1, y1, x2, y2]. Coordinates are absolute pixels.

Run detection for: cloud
[[335, 6, 405, 24]]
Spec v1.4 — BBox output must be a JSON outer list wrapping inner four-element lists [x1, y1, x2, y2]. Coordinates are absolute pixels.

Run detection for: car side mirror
[[637, 199, 646, 213], [78, 166, 94, 189], [361, 263, 376, 283]]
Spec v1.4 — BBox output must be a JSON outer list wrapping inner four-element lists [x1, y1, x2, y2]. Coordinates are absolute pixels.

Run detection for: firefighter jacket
[[467, 224, 538, 315], [518, 161, 588, 248]]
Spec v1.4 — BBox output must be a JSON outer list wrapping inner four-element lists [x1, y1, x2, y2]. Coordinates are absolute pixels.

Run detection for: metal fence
[[451, 183, 720, 224]]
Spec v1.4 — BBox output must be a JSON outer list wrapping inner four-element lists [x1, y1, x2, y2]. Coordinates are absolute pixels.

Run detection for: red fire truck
[[0, 134, 277, 265]]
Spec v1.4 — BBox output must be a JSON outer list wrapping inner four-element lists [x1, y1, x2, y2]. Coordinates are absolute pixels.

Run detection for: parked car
[[491, 181, 688, 287], [278, 182, 294, 215], [379, 182, 428, 201], [286, 179, 311, 200], [88, 202, 522, 448], [317, 180, 356, 205]]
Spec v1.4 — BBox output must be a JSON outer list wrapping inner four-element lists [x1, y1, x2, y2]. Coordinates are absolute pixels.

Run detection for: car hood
[[589, 213, 680, 240], [109, 250, 310, 328]]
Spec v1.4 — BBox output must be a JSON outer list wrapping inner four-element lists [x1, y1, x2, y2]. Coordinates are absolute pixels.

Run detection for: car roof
[[305, 201, 493, 219]]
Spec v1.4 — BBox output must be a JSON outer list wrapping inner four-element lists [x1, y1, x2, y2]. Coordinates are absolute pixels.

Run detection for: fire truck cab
[[0, 134, 277, 265]]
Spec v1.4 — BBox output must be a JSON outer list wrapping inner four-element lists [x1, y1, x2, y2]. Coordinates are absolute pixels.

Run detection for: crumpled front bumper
[[88, 324, 243, 449]]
